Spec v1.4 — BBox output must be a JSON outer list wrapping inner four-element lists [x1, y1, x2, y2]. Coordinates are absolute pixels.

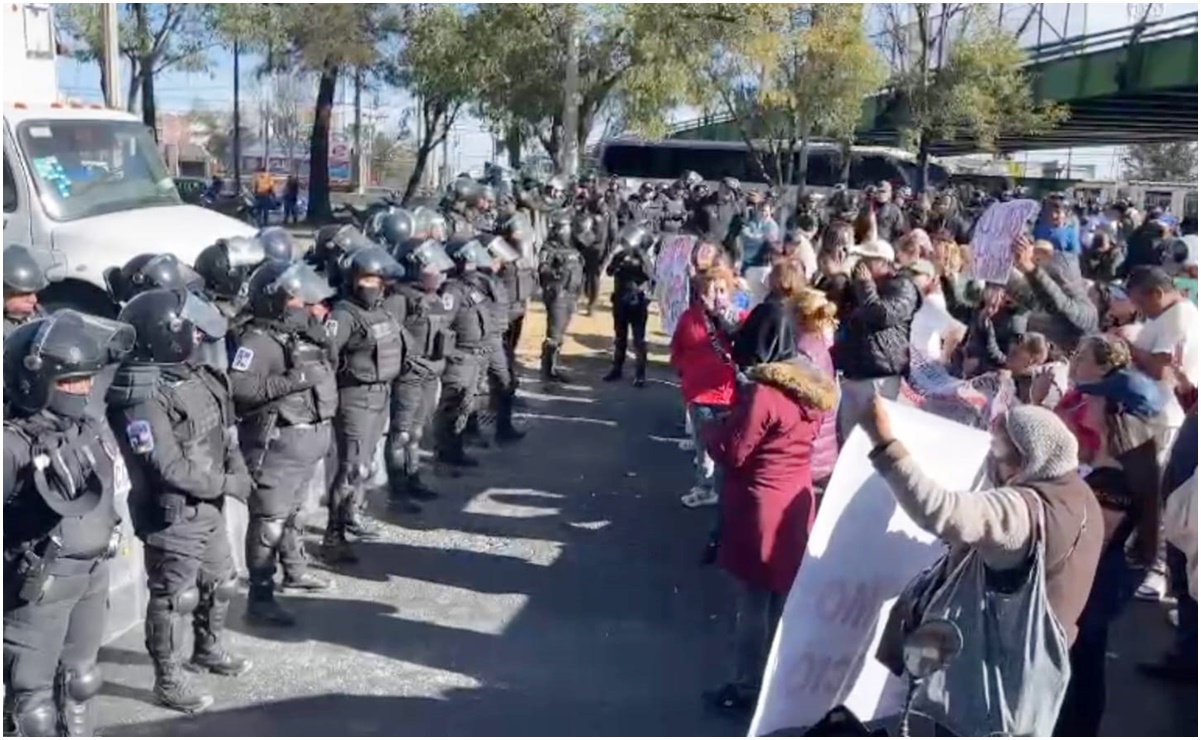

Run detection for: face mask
[[282, 306, 309, 331], [357, 285, 384, 307], [48, 388, 91, 420]]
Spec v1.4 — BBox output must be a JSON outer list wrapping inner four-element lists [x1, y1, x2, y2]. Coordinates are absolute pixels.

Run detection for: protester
[[959, 282, 1027, 377], [814, 222, 856, 331], [1033, 193, 1082, 254], [908, 259, 964, 364], [832, 238, 919, 442], [872, 181, 907, 245], [865, 400, 1103, 737], [739, 192, 781, 274], [794, 288, 840, 488], [1011, 235, 1098, 358], [1007, 332, 1069, 409], [934, 238, 976, 325], [1082, 230, 1123, 283], [1052, 337, 1167, 735], [283, 175, 301, 225], [670, 266, 740, 509], [733, 261, 805, 371], [701, 312, 835, 715], [895, 228, 933, 268], [925, 192, 972, 245]]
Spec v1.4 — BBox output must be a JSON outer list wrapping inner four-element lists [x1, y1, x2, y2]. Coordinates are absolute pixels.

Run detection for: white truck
[[2, 2, 255, 316]]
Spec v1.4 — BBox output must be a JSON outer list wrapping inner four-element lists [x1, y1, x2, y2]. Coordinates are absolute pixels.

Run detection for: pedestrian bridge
[[669, 12, 1198, 155]]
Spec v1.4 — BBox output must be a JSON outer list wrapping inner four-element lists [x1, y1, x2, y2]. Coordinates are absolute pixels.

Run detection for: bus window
[[1144, 190, 1174, 213], [849, 153, 906, 189], [800, 150, 840, 187], [1185, 191, 1198, 219]]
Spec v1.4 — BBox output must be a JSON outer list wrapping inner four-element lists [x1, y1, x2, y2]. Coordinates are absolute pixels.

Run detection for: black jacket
[[961, 305, 1028, 375], [833, 273, 920, 380]]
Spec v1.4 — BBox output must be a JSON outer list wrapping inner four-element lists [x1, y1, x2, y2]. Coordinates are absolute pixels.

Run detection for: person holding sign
[[1013, 235, 1098, 358]]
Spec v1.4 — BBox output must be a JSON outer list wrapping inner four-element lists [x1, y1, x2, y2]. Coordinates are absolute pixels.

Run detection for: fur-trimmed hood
[[746, 357, 837, 412]]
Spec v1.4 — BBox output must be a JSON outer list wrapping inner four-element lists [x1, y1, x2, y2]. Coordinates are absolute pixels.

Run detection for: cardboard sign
[[969, 199, 1040, 284], [654, 234, 697, 337], [749, 401, 991, 736]]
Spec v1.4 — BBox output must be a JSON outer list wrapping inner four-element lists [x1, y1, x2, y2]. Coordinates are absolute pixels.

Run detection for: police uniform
[[4, 414, 120, 737], [538, 232, 585, 382], [229, 318, 337, 621], [498, 254, 537, 392], [324, 296, 404, 557], [106, 361, 252, 712], [464, 270, 523, 441], [433, 275, 491, 464], [3, 306, 44, 344], [604, 245, 654, 385], [574, 210, 606, 315], [383, 283, 453, 500]]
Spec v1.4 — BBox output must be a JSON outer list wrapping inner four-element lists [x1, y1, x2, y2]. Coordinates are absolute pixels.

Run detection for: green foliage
[[1121, 142, 1199, 182], [876, 4, 1068, 162]]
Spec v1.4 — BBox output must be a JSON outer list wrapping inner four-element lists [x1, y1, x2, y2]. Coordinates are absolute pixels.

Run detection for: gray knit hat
[[1001, 405, 1080, 483]]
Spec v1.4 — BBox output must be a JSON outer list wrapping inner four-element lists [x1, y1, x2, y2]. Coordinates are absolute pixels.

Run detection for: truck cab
[[3, 4, 255, 316]]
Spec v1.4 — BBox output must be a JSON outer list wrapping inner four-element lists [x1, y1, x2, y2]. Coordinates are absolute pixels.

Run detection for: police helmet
[[549, 211, 574, 244], [451, 177, 479, 204], [471, 184, 497, 209], [118, 288, 227, 364], [681, 170, 703, 189], [377, 209, 416, 247], [342, 246, 406, 285], [193, 236, 267, 300], [616, 223, 652, 253], [256, 227, 296, 263], [247, 260, 334, 320], [719, 177, 741, 194], [3, 245, 51, 296], [394, 238, 454, 276], [500, 212, 533, 247], [4, 310, 134, 416], [412, 206, 448, 241], [444, 238, 492, 271], [477, 234, 520, 265], [104, 253, 191, 304]]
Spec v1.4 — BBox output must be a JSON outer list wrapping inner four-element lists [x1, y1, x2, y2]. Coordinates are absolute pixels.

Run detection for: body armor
[[393, 284, 454, 373], [333, 300, 405, 385]]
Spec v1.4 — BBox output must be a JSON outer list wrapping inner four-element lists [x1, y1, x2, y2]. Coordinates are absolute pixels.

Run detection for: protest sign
[[653, 233, 696, 337], [748, 401, 992, 736], [969, 199, 1040, 284], [901, 358, 1017, 429]]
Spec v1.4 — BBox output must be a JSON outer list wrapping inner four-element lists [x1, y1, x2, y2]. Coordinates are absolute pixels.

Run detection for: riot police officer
[[229, 261, 338, 626], [4, 311, 133, 736], [106, 289, 252, 714], [444, 178, 480, 238], [104, 253, 201, 306], [307, 225, 376, 288], [256, 226, 298, 264], [412, 206, 449, 242], [473, 235, 526, 443], [384, 239, 456, 510], [573, 206, 606, 317], [375, 209, 416, 252], [433, 238, 495, 467], [3, 245, 49, 342], [603, 224, 655, 387], [497, 214, 538, 388], [323, 247, 406, 563], [538, 214, 585, 383]]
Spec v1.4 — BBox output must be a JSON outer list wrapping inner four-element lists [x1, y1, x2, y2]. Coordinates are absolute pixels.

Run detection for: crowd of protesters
[[652, 174, 1197, 734]]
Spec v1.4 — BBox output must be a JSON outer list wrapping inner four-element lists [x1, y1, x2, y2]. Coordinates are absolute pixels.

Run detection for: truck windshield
[[16, 118, 181, 222]]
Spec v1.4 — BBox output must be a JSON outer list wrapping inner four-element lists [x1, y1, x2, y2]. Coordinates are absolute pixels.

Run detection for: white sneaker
[[1136, 570, 1168, 602], [1168, 607, 1180, 628], [681, 486, 718, 508]]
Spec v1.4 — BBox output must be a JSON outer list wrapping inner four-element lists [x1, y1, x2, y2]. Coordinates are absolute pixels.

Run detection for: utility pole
[[560, 4, 581, 179], [353, 67, 364, 195], [441, 126, 450, 188], [100, 4, 121, 110], [233, 39, 241, 190]]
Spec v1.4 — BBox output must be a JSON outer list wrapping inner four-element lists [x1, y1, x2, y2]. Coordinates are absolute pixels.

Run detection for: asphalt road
[[91, 293, 1197, 737]]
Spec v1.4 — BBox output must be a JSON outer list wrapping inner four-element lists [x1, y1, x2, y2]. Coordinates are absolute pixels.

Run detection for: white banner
[[748, 401, 991, 736], [969, 199, 1040, 284]]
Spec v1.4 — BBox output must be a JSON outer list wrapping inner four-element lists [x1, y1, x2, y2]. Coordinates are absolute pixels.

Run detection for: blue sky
[[56, 2, 1198, 180]]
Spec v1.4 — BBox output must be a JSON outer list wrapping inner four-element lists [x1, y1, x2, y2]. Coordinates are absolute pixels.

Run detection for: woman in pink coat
[[795, 288, 840, 488]]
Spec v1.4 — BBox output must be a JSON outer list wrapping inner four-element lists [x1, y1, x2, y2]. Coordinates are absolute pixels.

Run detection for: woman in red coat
[[701, 316, 837, 715]]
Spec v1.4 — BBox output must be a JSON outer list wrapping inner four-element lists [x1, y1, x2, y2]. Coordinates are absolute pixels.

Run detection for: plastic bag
[[909, 504, 1070, 737]]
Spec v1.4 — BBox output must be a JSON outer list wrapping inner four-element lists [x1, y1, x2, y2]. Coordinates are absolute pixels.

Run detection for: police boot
[[344, 491, 381, 540], [634, 350, 648, 389], [386, 468, 424, 514], [245, 567, 298, 627], [464, 412, 492, 449], [402, 443, 438, 501], [320, 500, 359, 564], [146, 591, 214, 714], [55, 665, 101, 737], [278, 516, 332, 593], [193, 577, 254, 674], [494, 391, 526, 444], [540, 341, 556, 381], [603, 353, 624, 382], [10, 693, 56, 737]]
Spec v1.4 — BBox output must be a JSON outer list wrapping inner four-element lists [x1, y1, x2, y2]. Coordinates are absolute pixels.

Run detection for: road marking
[[514, 412, 618, 427], [516, 389, 595, 404], [463, 488, 565, 521]]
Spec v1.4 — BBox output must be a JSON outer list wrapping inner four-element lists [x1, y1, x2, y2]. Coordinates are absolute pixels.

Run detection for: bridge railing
[[664, 12, 1198, 137], [1025, 10, 1198, 65]]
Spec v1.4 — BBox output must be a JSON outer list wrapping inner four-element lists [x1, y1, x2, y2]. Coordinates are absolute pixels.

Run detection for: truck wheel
[[38, 280, 118, 319]]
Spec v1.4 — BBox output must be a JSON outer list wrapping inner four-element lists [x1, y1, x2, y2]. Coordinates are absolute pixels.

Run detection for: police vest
[[160, 371, 228, 481], [4, 414, 119, 560], [248, 326, 338, 425], [473, 273, 510, 335], [541, 246, 584, 294], [394, 284, 452, 367], [446, 279, 490, 349], [336, 300, 405, 385]]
